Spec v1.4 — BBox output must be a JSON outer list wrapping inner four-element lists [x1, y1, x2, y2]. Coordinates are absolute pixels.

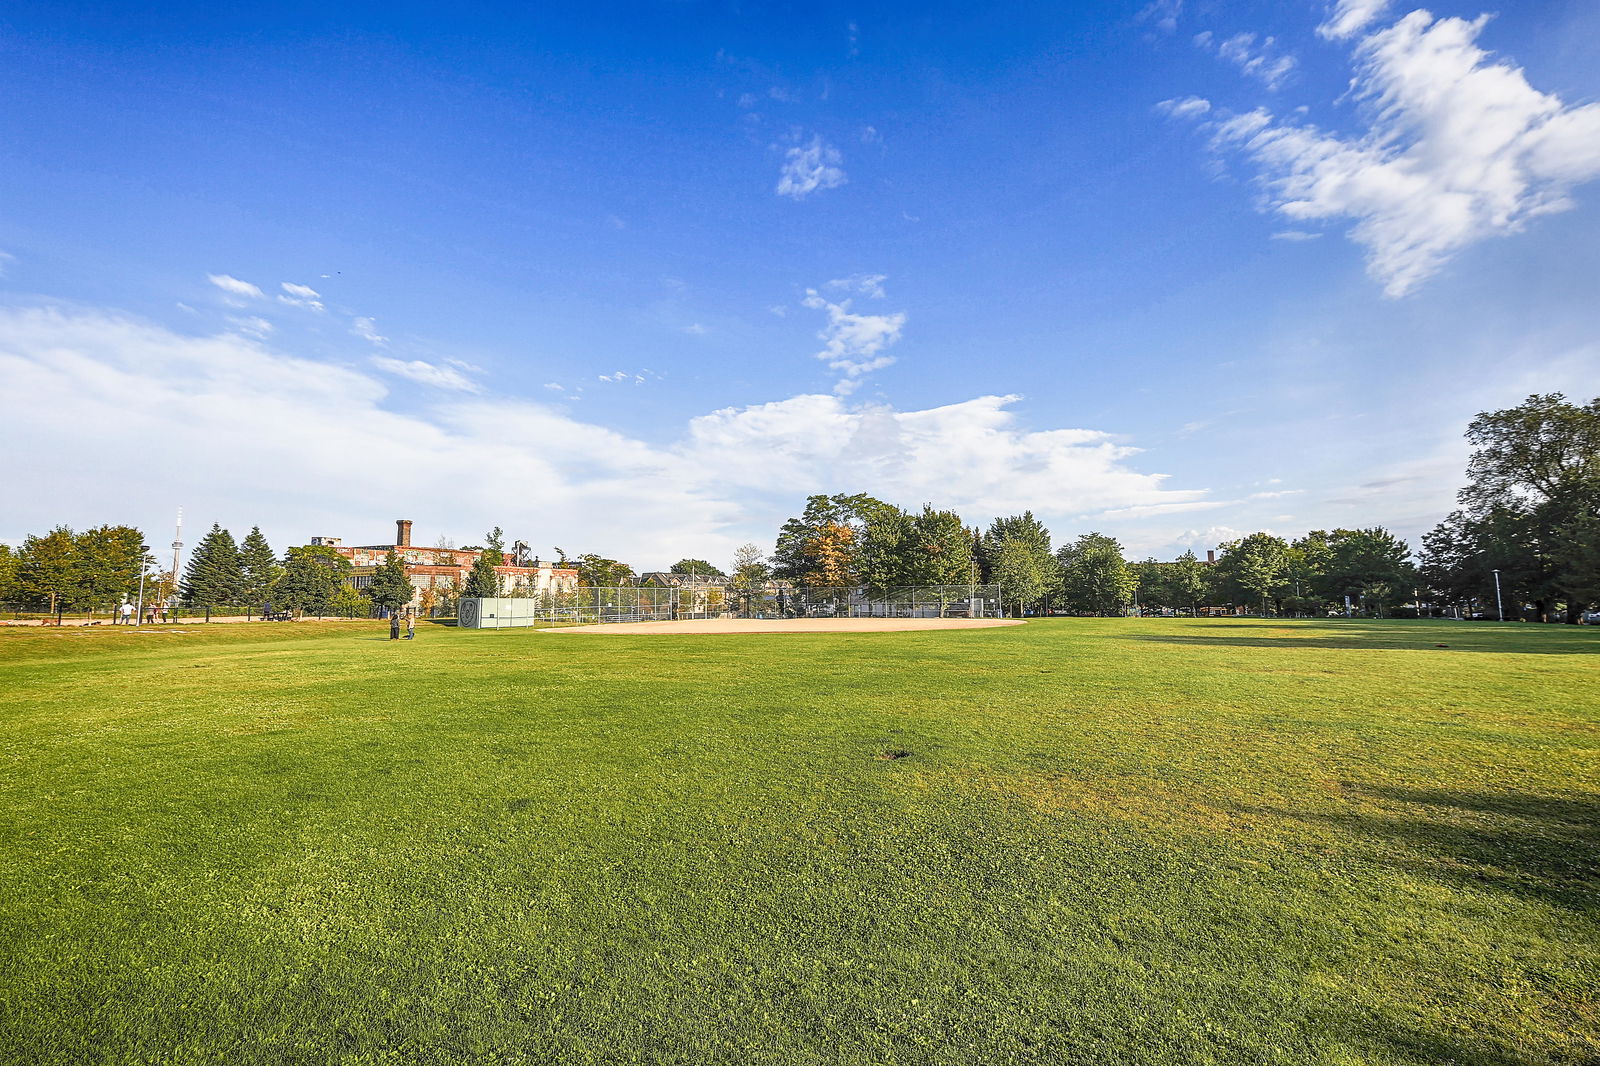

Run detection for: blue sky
[[3, 0, 1598, 567]]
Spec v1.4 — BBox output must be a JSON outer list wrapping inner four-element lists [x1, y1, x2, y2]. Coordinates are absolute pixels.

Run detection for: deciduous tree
[[1057, 533, 1135, 616], [369, 551, 415, 611]]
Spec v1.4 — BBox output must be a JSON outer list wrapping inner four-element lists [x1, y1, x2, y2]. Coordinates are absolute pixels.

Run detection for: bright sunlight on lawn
[[2, 618, 1595, 1065]]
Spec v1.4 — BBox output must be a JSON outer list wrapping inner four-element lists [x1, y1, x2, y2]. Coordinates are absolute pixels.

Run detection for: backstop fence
[[457, 584, 1004, 629]]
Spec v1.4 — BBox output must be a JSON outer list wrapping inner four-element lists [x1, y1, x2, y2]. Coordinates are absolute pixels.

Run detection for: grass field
[[2, 618, 1596, 1065]]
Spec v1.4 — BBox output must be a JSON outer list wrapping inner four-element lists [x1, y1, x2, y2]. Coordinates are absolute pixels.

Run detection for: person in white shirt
[[119, 601, 134, 625]]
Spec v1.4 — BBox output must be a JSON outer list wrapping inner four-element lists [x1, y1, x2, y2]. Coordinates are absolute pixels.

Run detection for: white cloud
[[824, 273, 889, 298], [683, 323, 708, 335], [207, 274, 264, 300], [278, 282, 325, 311], [371, 356, 479, 392], [800, 287, 906, 392], [776, 135, 847, 199], [227, 316, 274, 338], [351, 316, 387, 345], [1157, 96, 1212, 119], [1200, 31, 1297, 91], [598, 370, 646, 385], [1138, 0, 1183, 35], [0, 304, 1209, 568], [1318, 0, 1391, 40], [1173, 9, 1600, 296], [1270, 230, 1323, 240]]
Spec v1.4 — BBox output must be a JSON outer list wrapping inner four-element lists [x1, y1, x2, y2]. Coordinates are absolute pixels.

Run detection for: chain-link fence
[[0, 601, 379, 624], [458, 584, 1004, 628]]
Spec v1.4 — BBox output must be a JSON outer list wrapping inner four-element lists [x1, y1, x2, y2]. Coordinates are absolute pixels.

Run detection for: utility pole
[[1492, 569, 1504, 622]]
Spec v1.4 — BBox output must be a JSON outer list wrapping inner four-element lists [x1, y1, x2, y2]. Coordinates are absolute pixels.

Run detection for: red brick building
[[311, 519, 578, 607]]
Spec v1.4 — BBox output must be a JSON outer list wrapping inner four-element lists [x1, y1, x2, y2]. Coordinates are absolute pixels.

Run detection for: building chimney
[[396, 519, 413, 548], [1206, 550, 1215, 564]]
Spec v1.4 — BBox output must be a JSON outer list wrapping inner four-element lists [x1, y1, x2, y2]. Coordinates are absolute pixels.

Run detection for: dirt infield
[[541, 617, 1025, 635]]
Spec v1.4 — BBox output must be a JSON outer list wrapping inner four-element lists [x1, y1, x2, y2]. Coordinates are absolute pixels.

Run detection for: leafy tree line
[[0, 525, 152, 612]]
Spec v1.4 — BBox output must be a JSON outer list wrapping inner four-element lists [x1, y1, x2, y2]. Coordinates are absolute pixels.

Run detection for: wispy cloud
[[227, 316, 274, 338], [776, 135, 847, 199], [1195, 30, 1297, 91], [824, 273, 888, 298], [207, 274, 264, 300], [371, 356, 479, 391], [1318, 0, 1391, 41], [801, 285, 906, 394], [1156, 96, 1211, 119], [1166, 8, 1600, 296], [351, 316, 387, 345], [278, 282, 325, 311], [1137, 0, 1183, 35]]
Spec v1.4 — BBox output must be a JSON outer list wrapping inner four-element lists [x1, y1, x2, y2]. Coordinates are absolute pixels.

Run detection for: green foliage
[[0, 544, 16, 602], [1057, 532, 1135, 615], [481, 527, 506, 567], [327, 584, 373, 619], [274, 545, 352, 614], [1314, 528, 1414, 616], [14, 527, 79, 611], [772, 493, 898, 586], [182, 524, 243, 609], [729, 544, 770, 593], [573, 554, 634, 588], [1426, 393, 1600, 620], [463, 552, 502, 598], [368, 551, 415, 611], [237, 527, 280, 605], [1214, 533, 1291, 614], [901, 505, 973, 586], [669, 559, 725, 577], [72, 525, 149, 610], [982, 513, 1056, 614]]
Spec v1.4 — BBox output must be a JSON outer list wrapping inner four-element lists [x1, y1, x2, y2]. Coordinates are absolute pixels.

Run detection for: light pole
[[1492, 568, 1504, 622]]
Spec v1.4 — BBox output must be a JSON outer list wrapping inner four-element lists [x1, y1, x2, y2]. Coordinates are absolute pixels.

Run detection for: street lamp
[[1492, 568, 1504, 622]]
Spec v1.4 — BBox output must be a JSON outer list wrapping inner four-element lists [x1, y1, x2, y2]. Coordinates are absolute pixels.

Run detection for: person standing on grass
[[405, 610, 416, 640], [119, 601, 133, 625], [390, 611, 401, 640]]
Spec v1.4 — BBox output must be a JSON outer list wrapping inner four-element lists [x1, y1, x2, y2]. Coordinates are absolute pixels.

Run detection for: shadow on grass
[[1362, 1015, 1559, 1066], [1131, 620, 1599, 655], [1296, 786, 1600, 913]]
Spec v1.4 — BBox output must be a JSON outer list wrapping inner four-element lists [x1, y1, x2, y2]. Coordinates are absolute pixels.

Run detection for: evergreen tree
[[238, 527, 281, 606], [481, 527, 506, 566], [463, 552, 502, 597], [182, 524, 243, 608], [368, 551, 415, 612], [275, 546, 351, 615], [16, 527, 79, 611]]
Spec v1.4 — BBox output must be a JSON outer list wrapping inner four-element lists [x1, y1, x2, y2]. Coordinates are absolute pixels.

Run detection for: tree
[[669, 559, 726, 577], [182, 524, 243, 609], [238, 527, 280, 606], [1317, 528, 1413, 617], [274, 546, 351, 615], [993, 538, 1056, 616], [369, 551, 415, 612], [772, 493, 898, 587], [329, 584, 373, 619], [574, 554, 634, 587], [73, 525, 149, 610], [0, 544, 16, 603], [15, 527, 78, 612], [902, 505, 974, 586], [729, 544, 770, 592], [1214, 533, 1291, 615], [463, 552, 502, 598], [981, 513, 1056, 615], [1057, 533, 1135, 615], [1555, 515, 1600, 611], [1449, 393, 1600, 621], [1170, 550, 1213, 613], [481, 527, 506, 567]]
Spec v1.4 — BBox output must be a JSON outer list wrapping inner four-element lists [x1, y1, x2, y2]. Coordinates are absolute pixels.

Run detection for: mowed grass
[[1, 619, 1595, 1066]]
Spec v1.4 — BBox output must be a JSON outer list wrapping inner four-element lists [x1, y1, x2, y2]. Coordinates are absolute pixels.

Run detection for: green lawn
[[1, 618, 1595, 1065]]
